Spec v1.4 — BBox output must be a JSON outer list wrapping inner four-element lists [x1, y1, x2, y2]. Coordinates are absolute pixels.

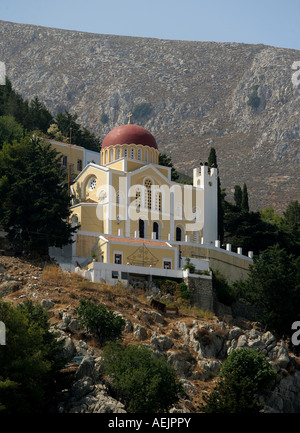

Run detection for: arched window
[[110, 149, 114, 162], [135, 187, 141, 209], [137, 148, 142, 161], [145, 149, 148, 162], [116, 148, 121, 159], [155, 192, 162, 211], [176, 227, 182, 241], [139, 219, 145, 238], [124, 148, 128, 158], [144, 178, 152, 209], [153, 222, 159, 239], [130, 147, 135, 159]]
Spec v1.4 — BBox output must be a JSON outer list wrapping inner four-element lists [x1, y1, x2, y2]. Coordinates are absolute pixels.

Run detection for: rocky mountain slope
[[1, 254, 300, 413], [0, 20, 300, 211]]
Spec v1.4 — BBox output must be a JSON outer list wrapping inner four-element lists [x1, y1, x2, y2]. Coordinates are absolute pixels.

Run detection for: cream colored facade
[[49, 139, 100, 180], [48, 125, 253, 285]]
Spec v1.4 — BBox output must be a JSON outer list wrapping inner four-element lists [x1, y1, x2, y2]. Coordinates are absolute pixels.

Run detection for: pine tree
[[208, 147, 224, 242], [0, 136, 77, 255]]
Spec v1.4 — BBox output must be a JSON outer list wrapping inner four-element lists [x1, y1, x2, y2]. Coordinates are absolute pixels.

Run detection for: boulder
[[41, 299, 55, 310], [74, 355, 98, 382], [151, 334, 174, 352], [133, 324, 148, 341]]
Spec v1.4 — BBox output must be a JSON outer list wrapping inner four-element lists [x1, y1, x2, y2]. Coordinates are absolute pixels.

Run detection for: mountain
[[1, 20, 299, 212]]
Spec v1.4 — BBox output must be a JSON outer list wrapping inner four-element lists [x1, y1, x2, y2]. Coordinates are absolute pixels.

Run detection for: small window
[[138, 149, 142, 160], [121, 272, 128, 280], [77, 159, 82, 171], [124, 148, 128, 157], [164, 261, 171, 270], [88, 177, 97, 191], [114, 253, 122, 264], [130, 147, 135, 159], [112, 271, 119, 279]]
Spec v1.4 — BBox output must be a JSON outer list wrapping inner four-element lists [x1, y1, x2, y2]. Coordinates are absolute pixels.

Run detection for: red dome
[[102, 124, 157, 149]]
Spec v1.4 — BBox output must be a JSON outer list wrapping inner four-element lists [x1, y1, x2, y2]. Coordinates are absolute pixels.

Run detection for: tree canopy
[[102, 341, 184, 413], [0, 299, 70, 413], [0, 78, 99, 151], [235, 245, 300, 338], [0, 136, 77, 255], [202, 348, 278, 413]]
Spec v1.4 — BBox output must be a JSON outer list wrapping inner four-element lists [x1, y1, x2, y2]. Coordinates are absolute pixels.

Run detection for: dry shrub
[[194, 327, 213, 346], [42, 264, 62, 284]]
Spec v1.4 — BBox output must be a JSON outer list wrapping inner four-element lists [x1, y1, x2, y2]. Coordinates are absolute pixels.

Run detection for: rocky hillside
[[1, 254, 300, 413], [0, 20, 300, 211]]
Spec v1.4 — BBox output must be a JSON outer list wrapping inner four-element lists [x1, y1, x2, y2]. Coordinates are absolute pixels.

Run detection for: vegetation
[[183, 257, 195, 273], [0, 136, 77, 256], [202, 348, 278, 413], [208, 147, 224, 242], [77, 298, 125, 346], [102, 341, 184, 413], [0, 77, 100, 151], [159, 152, 179, 181], [212, 270, 237, 306], [234, 245, 300, 338], [100, 112, 109, 124], [0, 299, 71, 413], [247, 85, 260, 109], [132, 102, 152, 121]]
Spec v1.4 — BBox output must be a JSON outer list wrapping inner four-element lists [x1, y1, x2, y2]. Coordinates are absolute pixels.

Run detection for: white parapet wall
[[75, 259, 211, 286]]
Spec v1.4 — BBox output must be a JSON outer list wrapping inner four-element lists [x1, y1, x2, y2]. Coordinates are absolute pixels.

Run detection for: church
[[53, 121, 252, 285]]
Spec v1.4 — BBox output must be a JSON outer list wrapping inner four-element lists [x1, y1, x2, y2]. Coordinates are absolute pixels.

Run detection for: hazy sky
[[1, 0, 300, 51]]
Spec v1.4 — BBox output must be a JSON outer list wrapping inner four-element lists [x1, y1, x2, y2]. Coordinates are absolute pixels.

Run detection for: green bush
[[247, 85, 260, 109], [202, 348, 278, 413], [178, 282, 190, 300], [132, 102, 152, 120], [0, 299, 70, 413], [102, 342, 184, 413], [212, 270, 237, 306], [183, 258, 195, 274], [77, 298, 125, 346], [100, 113, 109, 124]]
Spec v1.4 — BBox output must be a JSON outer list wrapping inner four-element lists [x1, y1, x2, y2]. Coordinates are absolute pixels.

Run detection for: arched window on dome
[[116, 148, 121, 160], [130, 147, 135, 160], [110, 149, 114, 162], [150, 150, 153, 163], [145, 149, 148, 162], [137, 148, 142, 161], [124, 147, 128, 158]]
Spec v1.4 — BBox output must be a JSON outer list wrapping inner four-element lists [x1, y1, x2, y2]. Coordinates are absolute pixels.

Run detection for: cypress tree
[[241, 183, 249, 212], [208, 147, 224, 242], [234, 185, 242, 209]]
